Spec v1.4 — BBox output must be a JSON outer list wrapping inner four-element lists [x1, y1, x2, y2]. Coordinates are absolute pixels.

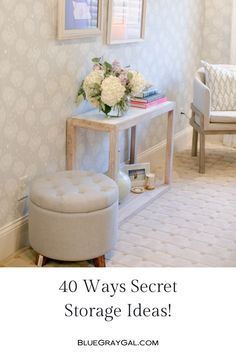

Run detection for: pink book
[[130, 97, 168, 109]]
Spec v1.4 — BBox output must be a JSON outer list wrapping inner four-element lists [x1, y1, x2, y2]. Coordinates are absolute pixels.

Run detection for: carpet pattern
[[1, 145, 236, 267]]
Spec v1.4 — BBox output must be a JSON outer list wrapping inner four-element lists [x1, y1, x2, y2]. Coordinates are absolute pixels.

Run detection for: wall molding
[[0, 126, 193, 262], [0, 216, 29, 261], [138, 126, 192, 164]]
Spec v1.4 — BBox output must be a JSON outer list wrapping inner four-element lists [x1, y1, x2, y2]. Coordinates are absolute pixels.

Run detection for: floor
[[1, 143, 236, 267]]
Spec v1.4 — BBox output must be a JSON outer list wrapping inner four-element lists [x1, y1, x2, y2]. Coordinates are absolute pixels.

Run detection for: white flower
[[77, 57, 147, 114], [129, 71, 146, 96], [101, 76, 125, 107], [82, 69, 104, 106], [83, 69, 104, 93]]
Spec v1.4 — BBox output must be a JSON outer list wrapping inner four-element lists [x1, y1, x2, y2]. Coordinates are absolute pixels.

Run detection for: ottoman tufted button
[[30, 170, 118, 213]]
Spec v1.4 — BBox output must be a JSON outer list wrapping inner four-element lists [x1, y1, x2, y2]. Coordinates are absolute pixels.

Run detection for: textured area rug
[[1, 145, 236, 267]]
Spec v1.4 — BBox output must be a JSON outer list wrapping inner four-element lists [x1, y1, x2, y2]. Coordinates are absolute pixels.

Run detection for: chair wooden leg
[[93, 255, 106, 267], [191, 129, 198, 157], [199, 133, 205, 174], [36, 254, 47, 267]]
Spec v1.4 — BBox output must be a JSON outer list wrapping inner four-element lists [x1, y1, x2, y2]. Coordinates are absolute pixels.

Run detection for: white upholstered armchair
[[190, 66, 236, 173]]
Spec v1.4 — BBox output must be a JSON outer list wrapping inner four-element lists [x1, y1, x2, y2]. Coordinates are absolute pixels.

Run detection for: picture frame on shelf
[[106, 0, 147, 45], [57, 0, 103, 40], [123, 162, 150, 187]]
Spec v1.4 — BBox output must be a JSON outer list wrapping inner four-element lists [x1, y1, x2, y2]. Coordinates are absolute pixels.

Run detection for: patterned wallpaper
[[202, 0, 233, 63], [230, 0, 236, 63], [0, 0, 204, 229]]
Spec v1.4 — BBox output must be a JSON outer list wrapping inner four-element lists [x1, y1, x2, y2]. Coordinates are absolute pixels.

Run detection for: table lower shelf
[[119, 184, 170, 223]]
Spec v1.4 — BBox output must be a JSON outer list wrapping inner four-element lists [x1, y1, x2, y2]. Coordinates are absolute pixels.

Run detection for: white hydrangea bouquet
[[77, 57, 146, 117]]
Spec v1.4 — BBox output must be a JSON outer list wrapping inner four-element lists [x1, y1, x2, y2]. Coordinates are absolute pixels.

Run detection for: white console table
[[66, 101, 176, 205]]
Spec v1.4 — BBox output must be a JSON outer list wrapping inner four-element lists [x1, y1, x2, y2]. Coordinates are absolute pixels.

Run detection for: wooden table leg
[[108, 127, 119, 181], [130, 126, 137, 164], [164, 110, 175, 185], [66, 119, 76, 170]]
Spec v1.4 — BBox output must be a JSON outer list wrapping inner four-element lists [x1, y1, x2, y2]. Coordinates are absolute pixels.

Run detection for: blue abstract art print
[[57, 0, 101, 40], [65, 0, 99, 30]]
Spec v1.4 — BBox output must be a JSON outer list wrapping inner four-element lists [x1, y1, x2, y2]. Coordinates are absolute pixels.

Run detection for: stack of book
[[130, 87, 167, 109]]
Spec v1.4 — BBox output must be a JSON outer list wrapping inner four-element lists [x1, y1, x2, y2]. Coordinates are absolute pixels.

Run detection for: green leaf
[[101, 104, 111, 115], [76, 94, 84, 105], [92, 57, 101, 63], [104, 61, 112, 70], [77, 81, 85, 95]]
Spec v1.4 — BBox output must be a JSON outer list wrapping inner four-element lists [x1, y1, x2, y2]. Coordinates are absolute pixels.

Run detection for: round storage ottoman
[[29, 170, 119, 267]]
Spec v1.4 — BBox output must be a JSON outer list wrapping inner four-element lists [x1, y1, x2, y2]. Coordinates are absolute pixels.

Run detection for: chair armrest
[[193, 76, 210, 119]]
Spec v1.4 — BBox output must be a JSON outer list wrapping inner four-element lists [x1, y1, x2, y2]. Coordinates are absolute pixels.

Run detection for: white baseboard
[[138, 126, 192, 165], [0, 216, 29, 261], [0, 126, 192, 262]]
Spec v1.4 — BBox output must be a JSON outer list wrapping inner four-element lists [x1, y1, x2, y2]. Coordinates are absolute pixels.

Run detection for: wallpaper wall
[[202, 0, 233, 63], [230, 0, 236, 63], [0, 0, 204, 229]]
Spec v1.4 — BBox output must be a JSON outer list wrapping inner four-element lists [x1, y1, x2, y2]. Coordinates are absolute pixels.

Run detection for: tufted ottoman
[[29, 170, 119, 267]]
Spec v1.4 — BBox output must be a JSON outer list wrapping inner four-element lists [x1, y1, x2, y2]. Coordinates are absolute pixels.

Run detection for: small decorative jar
[[146, 173, 156, 190]]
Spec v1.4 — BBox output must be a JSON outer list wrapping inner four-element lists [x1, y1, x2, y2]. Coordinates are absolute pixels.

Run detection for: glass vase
[[117, 171, 131, 203], [108, 106, 123, 118]]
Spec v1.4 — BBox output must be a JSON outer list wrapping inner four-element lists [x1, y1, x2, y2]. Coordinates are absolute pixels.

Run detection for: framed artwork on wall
[[106, 0, 147, 45], [57, 0, 103, 40]]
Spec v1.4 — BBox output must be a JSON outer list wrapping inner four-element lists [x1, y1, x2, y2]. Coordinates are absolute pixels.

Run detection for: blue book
[[132, 93, 165, 103], [135, 87, 160, 98]]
